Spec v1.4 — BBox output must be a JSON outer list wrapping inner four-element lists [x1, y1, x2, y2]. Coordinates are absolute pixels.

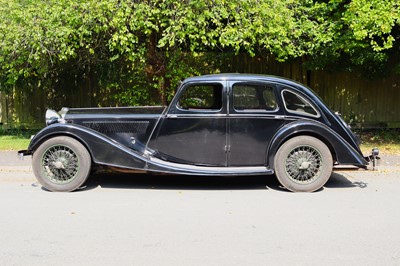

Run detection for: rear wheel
[[32, 136, 91, 192], [274, 136, 333, 192]]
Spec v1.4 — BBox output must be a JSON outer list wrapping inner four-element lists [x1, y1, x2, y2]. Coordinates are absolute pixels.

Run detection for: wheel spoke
[[285, 145, 323, 184], [41, 145, 79, 184]]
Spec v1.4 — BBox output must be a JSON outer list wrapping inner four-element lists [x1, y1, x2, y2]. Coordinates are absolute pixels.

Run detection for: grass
[[0, 128, 399, 155], [361, 143, 400, 155], [0, 135, 31, 151], [357, 129, 400, 155], [0, 129, 37, 151]]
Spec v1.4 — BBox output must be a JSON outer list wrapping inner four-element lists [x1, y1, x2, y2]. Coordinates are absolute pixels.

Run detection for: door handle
[[274, 115, 285, 120], [166, 114, 178, 119]]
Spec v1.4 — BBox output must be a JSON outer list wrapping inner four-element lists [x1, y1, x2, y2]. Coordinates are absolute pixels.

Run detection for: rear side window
[[282, 90, 319, 117], [177, 84, 223, 111], [233, 84, 277, 111]]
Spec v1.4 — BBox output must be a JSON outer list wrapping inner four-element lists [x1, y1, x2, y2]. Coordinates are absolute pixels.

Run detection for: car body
[[19, 74, 377, 192]]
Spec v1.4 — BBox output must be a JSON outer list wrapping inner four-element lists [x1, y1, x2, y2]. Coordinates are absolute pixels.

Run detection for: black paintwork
[[21, 74, 369, 175]]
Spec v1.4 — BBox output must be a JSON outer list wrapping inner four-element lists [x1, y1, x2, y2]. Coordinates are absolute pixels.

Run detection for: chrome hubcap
[[41, 145, 79, 184], [285, 145, 322, 184]]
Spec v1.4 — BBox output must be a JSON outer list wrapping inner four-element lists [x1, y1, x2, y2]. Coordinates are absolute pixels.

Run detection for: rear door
[[228, 81, 285, 166], [155, 81, 228, 166]]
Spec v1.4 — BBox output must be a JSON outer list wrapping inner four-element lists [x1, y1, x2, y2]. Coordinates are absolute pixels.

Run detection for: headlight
[[45, 109, 61, 126]]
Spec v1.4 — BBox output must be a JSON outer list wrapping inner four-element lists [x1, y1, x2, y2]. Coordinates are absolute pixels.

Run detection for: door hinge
[[224, 145, 231, 153]]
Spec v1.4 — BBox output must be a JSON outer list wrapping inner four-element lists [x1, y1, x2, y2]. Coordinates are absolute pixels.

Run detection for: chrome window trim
[[281, 89, 321, 118], [232, 83, 279, 113], [175, 82, 224, 113]]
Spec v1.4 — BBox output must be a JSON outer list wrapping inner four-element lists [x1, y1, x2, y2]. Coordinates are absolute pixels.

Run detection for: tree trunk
[[145, 32, 168, 106]]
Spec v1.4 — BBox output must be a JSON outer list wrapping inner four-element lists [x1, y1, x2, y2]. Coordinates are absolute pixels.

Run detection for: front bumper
[[18, 134, 35, 158], [18, 150, 32, 159]]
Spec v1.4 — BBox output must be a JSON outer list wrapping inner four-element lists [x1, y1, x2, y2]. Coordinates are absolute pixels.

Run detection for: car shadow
[[77, 171, 366, 192], [324, 172, 368, 189], [80, 172, 281, 192]]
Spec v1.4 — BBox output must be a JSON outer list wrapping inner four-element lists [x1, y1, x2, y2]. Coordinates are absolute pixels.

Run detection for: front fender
[[267, 121, 368, 169], [27, 123, 148, 170]]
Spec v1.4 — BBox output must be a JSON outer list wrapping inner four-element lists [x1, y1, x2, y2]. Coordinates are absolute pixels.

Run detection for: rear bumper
[[364, 148, 379, 162], [364, 147, 380, 170], [333, 148, 379, 171]]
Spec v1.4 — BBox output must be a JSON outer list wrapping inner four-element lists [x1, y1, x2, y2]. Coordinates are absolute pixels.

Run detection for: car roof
[[182, 73, 303, 88], [181, 73, 327, 110]]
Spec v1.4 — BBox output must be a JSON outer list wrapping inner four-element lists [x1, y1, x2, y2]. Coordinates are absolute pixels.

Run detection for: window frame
[[175, 83, 224, 113], [231, 82, 279, 113], [281, 89, 321, 118]]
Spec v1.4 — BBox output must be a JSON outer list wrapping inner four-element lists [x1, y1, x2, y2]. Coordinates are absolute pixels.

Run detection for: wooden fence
[[224, 55, 400, 128], [1, 55, 400, 129]]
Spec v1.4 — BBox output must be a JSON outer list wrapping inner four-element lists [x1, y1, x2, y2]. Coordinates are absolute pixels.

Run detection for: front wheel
[[274, 136, 333, 192], [32, 136, 91, 192]]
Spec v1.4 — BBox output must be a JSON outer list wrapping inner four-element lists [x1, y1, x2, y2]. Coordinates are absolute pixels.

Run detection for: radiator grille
[[82, 121, 150, 134]]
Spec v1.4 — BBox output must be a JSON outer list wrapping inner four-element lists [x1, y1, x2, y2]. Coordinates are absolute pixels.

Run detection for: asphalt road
[[1, 151, 400, 265]]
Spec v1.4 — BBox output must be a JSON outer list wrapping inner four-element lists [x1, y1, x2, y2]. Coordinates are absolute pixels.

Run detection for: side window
[[177, 84, 223, 111], [233, 84, 277, 111], [282, 90, 319, 117]]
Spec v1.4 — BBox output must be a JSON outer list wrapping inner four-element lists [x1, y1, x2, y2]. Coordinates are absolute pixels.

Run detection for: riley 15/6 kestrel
[[19, 74, 378, 192]]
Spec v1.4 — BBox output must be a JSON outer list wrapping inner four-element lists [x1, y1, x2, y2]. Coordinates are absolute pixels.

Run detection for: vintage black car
[[19, 74, 378, 192]]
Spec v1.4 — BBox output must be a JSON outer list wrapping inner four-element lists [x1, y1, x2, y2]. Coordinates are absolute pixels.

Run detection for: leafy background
[[0, 0, 399, 119]]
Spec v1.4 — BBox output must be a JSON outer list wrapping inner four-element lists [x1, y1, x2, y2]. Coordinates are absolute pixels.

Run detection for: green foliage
[[0, 0, 399, 107], [0, 0, 118, 91], [344, 0, 399, 52], [154, 0, 336, 60], [305, 0, 400, 75]]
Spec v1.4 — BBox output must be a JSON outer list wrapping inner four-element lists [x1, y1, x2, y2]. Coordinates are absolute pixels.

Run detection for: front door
[[155, 81, 228, 166]]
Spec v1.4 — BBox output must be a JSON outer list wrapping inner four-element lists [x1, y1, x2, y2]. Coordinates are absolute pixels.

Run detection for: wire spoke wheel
[[41, 145, 79, 184], [33, 136, 91, 192], [274, 136, 333, 192], [285, 145, 322, 184]]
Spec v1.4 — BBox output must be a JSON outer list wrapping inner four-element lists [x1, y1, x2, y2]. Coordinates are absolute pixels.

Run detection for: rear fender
[[28, 123, 148, 170], [267, 121, 368, 169]]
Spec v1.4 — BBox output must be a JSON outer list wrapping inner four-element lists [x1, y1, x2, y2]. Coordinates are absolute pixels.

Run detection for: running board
[[146, 157, 274, 176]]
